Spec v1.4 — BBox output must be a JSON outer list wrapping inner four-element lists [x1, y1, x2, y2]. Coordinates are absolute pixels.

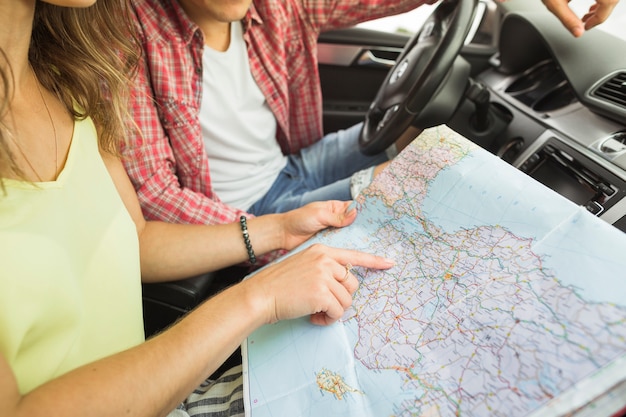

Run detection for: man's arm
[[301, 0, 432, 32], [123, 57, 246, 226]]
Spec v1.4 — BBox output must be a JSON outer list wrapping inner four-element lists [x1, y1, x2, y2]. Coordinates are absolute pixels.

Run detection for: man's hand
[[542, 0, 619, 37]]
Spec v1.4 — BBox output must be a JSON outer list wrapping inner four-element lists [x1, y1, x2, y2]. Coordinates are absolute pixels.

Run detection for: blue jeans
[[248, 123, 389, 215]]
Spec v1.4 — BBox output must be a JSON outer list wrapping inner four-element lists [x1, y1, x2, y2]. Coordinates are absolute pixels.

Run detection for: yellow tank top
[[0, 117, 145, 394]]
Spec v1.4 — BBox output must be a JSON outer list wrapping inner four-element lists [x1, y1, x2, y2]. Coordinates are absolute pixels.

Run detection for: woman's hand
[[244, 244, 394, 326], [278, 200, 357, 250]]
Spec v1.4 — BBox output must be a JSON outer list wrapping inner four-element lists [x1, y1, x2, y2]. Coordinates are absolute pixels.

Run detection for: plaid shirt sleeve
[[247, 0, 429, 155], [124, 1, 278, 264], [122, 25, 245, 227], [302, 0, 429, 30]]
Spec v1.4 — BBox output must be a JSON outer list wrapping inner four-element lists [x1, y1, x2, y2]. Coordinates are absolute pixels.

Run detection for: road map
[[242, 125, 626, 417]]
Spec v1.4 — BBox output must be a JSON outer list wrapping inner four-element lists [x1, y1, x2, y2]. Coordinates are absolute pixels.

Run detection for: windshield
[[358, 0, 626, 40], [578, 0, 626, 40]]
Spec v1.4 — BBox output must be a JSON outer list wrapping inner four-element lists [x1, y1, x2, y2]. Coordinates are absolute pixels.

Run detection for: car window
[[356, 6, 436, 35], [357, 0, 625, 39], [589, 0, 626, 40]]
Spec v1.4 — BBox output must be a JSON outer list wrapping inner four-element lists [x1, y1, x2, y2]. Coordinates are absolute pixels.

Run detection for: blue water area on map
[[245, 137, 626, 417], [246, 317, 411, 417], [420, 148, 626, 306], [421, 149, 576, 240]]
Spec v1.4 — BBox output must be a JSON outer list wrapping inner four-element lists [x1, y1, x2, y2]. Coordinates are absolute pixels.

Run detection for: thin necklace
[[10, 65, 59, 182]]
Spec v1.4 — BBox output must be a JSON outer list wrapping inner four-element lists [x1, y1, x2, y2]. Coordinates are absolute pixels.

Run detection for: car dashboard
[[448, 0, 626, 233]]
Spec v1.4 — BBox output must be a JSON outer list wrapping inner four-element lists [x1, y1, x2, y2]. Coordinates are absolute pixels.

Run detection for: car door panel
[[318, 28, 410, 134]]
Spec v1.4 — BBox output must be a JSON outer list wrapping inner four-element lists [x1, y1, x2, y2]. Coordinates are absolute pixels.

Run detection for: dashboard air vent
[[592, 72, 626, 109]]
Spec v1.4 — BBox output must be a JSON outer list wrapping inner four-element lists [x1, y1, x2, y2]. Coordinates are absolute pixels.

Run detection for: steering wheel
[[359, 0, 478, 155]]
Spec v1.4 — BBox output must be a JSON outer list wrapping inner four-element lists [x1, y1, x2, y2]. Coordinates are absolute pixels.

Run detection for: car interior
[[141, 0, 626, 404], [319, 0, 626, 232]]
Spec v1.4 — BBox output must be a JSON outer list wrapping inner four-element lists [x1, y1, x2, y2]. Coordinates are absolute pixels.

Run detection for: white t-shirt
[[200, 22, 287, 211]]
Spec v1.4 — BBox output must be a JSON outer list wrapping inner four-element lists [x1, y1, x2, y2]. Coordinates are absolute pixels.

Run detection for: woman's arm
[[103, 151, 359, 281], [0, 243, 393, 417]]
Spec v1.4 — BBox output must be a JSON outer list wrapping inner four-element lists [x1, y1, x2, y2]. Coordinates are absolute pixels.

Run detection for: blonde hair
[[0, 0, 140, 184]]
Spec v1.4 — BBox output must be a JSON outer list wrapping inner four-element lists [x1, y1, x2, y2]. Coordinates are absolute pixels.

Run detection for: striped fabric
[[169, 366, 245, 417]]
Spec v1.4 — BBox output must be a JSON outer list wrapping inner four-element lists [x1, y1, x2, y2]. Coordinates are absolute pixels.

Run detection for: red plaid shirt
[[124, 0, 426, 228]]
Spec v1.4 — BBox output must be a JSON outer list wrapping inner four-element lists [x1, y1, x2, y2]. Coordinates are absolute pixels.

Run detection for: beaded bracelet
[[239, 215, 257, 265]]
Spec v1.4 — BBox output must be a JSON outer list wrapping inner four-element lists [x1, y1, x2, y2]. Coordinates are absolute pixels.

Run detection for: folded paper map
[[242, 125, 626, 417]]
